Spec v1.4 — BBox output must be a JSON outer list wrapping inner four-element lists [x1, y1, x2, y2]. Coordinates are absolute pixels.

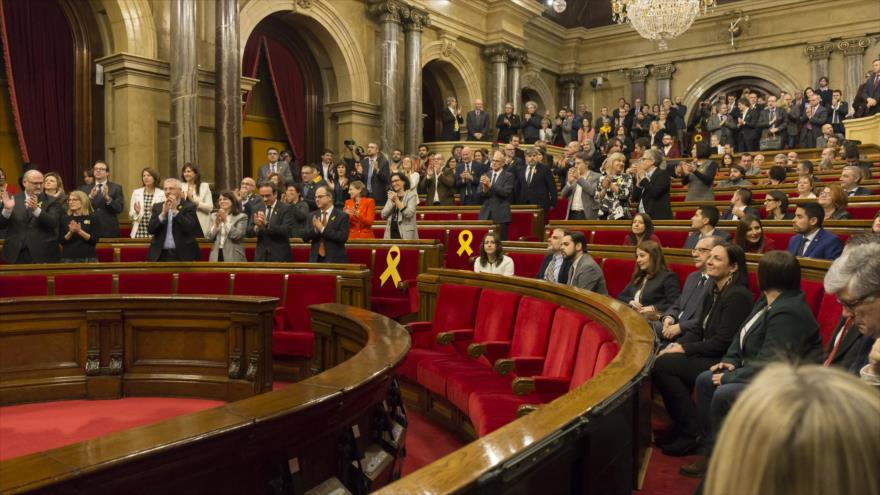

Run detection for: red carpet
[[401, 410, 466, 476], [0, 397, 224, 461]]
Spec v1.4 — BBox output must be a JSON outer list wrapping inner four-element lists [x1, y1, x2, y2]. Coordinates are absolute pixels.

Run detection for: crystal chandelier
[[611, 0, 717, 50]]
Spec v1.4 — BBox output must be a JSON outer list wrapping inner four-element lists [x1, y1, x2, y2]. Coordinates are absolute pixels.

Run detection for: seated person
[[717, 165, 749, 188], [653, 242, 753, 456], [839, 165, 871, 197], [796, 175, 817, 199], [720, 188, 759, 221], [473, 232, 514, 276], [618, 240, 681, 318], [787, 202, 844, 260], [734, 215, 775, 253], [762, 165, 787, 186], [623, 212, 661, 246], [818, 184, 852, 220], [684, 206, 730, 249], [561, 230, 607, 294], [763, 190, 793, 220]]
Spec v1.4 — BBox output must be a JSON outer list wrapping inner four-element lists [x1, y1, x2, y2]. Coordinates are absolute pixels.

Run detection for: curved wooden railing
[[379, 269, 655, 494], [0, 303, 410, 494]]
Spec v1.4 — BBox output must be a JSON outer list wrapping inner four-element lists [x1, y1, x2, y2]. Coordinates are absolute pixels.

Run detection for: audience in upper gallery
[[760, 191, 790, 221], [344, 180, 375, 239], [678, 141, 717, 201], [473, 232, 514, 276], [382, 172, 418, 240], [682, 251, 824, 478], [59, 190, 100, 263], [561, 230, 607, 295], [787, 202, 844, 260], [129, 168, 165, 239], [818, 184, 852, 220], [1, 170, 63, 263], [561, 152, 602, 220], [618, 240, 681, 318], [624, 213, 661, 246], [705, 364, 880, 495], [840, 165, 872, 197], [720, 187, 759, 221], [205, 191, 247, 262], [795, 175, 817, 199], [654, 242, 753, 457], [281, 183, 309, 238], [684, 206, 730, 249], [734, 215, 775, 253], [180, 163, 213, 238], [595, 152, 634, 220], [537, 228, 572, 285], [80, 160, 124, 238]]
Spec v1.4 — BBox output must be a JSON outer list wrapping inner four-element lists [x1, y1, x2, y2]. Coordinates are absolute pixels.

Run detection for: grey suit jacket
[[382, 189, 419, 240], [466, 110, 490, 140], [662, 270, 711, 334], [478, 169, 515, 224], [706, 114, 737, 145], [567, 254, 608, 295], [206, 212, 248, 262], [258, 162, 295, 185], [560, 171, 601, 220]]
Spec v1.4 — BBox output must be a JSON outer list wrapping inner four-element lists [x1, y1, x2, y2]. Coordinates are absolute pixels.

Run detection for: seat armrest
[[495, 358, 515, 375], [495, 357, 544, 377], [405, 321, 432, 334], [512, 377, 535, 396], [436, 328, 474, 345], [467, 342, 486, 358], [406, 321, 434, 349], [273, 306, 287, 332], [516, 404, 540, 418], [512, 376, 569, 396]]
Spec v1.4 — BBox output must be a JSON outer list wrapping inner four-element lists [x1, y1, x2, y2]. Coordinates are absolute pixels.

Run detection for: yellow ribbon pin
[[693, 134, 703, 142], [456, 230, 474, 257], [379, 246, 402, 288]]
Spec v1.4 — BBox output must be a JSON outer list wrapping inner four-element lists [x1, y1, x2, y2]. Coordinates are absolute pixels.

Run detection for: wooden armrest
[[494, 358, 515, 375], [495, 357, 544, 377], [436, 329, 473, 345], [405, 321, 432, 334], [516, 404, 540, 418], [467, 343, 486, 358], [512, 377, 535, 396]]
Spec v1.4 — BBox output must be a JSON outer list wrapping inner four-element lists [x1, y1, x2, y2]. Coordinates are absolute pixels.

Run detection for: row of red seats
[[397, 284, 619, 436], [374, 210, 538, 241], [0, 271, 338, 361]]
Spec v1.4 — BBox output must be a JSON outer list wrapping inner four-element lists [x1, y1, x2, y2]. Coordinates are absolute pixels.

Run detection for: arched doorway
[[521, 88, 546, 114], [697, 77, 782, 108], [421, 58, 474, 143]]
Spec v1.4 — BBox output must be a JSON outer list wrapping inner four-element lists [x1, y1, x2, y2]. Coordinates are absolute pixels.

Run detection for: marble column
[[836, 37, 873, 106], [804, 42, 834, 86], [507, 49, 527, 115], [402, 6, 429, 154], [170, 0, 198, 174], [369, 0, 405, 153], [557, 74, 582, 111], [622, 67, 649, 104], [214, 0, 241, 192], [652, 63, 675, 103], [483, 44, 510, 118]]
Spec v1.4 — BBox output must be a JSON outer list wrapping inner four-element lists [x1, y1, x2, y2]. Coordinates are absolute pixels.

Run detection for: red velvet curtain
[[0, 0, 74, 187], [241, 33, 305, 159]]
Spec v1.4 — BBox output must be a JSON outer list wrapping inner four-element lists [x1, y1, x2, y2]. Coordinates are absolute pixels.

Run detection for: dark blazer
[[799, 104, 830, 147], [846, 186, 872, 197], [756, 107, 788, 139], [536, 252, 572, 285], [79, 182, 124, 237], [301, 178, 329, 211], [631, 168, 673, 220], [455, 161, 486, 206], [247, 201, 295, 262], [516, 163, 557, 214], [859, 73, 880, 115], [738, 106, 761, 151], [466, 110, 490, 141], [683, 229, 731, 250], [147, 200, 200, 262], [441, 108, 463, 141], [419, 166, 456, 206], [721, 290, 824, 384], [258, 161, 295, 185], [825, 317, 868, 370], [495, 113, 521, 143], [59, 213, 101, 261], [661, 271, 712, 336], [359, 156, 391, 206], [478, 169, 515, 224], [242, 194, 263, 218], [0, 192, 63, 263], [786, 228, 843, 261], [521, 113, 542, 143], [617, 269, 681, 313], [679, 283, 753, 358], [302, 208, 350, 263]]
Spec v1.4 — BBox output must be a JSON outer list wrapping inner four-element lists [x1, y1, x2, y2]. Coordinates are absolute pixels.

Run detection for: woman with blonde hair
[[43, 172, 67, 207], [60, 190, 100, 263], [595, 151, 633, 220], [706, 364, 880, 495]]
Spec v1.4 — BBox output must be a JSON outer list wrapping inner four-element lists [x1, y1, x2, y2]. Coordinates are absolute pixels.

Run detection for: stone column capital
[[622, 67, 650, 83], [804, 42, 834, 61], [368, 0, 407, 24], [651, 63, 676, 80], [507, 48, 527, 68], [836, 37, 872, 56], [402, 5, 430, 32], [557, 73, 583, 88], [483, 43, 512, 64]]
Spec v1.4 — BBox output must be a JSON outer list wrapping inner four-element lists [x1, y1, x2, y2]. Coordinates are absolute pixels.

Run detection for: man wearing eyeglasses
[[79, 160, 124, 238], [478, 151, 515, 241], [302, 185, 349, 263], [0, 170, 63, 263]]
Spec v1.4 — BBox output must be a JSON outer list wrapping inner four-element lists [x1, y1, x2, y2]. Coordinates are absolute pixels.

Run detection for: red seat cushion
[[669, 263, 698, 290], [291, 245, 310, 262], [177, 272, 230, 295], [602, 258, 635, 298], [117, 273, 174, 294], [507, 252, 547, 278], [847, 205, 879, 220], [233, 273, 284, 300], [592, 230, 628, 246], [95, 247, 115, 262], [422, 284, 482, 351], [800, 280, 825, 318], [765, 232, 794, 250], [54, 274, 113, 295], [655, 230, 688, 248], [417, 355, 464, 397], [570, 322, 617, 387], [816, 292, 842, 347], [273, 274, 337, 359], [443, 361, 509, 413], [119, 247, 149, 262], [272, 330, 314, 358], [398, 348, 452, 383], [0, 275, 48, 297]]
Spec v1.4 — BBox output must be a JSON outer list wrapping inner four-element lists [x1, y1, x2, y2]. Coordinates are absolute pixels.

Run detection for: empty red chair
[[95, 247, 115, 262], [245, 246, 255, 261], [0, 275, 48, 297], [347, 248, 372, 268], [547, 198, 569, 220], [816, 292, 843, 347], [602, 258, 635, 298], [371, 247, 420, 319], [675, 210, 693, 220], [591, 230, 628, 246], [233, 273, 284, 299], [847, 205, 879, 219], [507, 252, 548, 278], [118, 273, 173, 294], [273, 274, 337, 359], [655, 230, 688, 248], [54, 274, 113, 295], [508, 211, 534, 241], [765, 232, 794, 250], [119, 247, 149, 262], [177, 272, 230, 295]]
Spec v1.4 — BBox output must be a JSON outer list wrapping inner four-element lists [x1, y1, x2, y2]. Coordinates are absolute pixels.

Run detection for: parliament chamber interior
[[1, 0, 879, 494]]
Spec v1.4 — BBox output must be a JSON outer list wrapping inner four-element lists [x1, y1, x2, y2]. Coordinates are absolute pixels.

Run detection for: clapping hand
[[387, 190, 396, 203], [254, 211, 266, 228], [216, 209, 227, 223], [311, 215, 323, 231], [25, 195, 38, 211], [0, 190, 13, 210], [480, 175, 490, 190], [68, 219, 81, 234], [89, 185, 99, 199], [134, 201, 141, 215]]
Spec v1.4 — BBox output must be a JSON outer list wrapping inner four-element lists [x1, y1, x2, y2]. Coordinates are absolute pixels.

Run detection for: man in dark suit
[[736, 97, 761, 152], [859, 58, 880, 116], [300, 165, 329, 211], [517, 148, 557, 216], [316, 149, 336, 184], [786, 202, 843, 261], [840, 166, 872, 197], [706, 103, 738, 147], [683, 207, 730, 249], [238, 177, 263, 218], [257, 147, 296, 185], [455, 146, 484, 206], [247, 182, 295, 262], [302, 185, 349, 263], [799, 93, 830, 148], [441, 96, 463, 141], [79, 160, 124, 238], [147, 178, 200, 262], [655, 236, 721, 343], [0, 170, 63, 263], [720, 188, 760, 221], [536, 228, 572, 285], [755, 95, 787, 150], [561, 231, 607, 295], [631, 149, 673, 220], [478, 151, 515, 240], [466, 99, 490, 141], [828, 90, 849, 135], [495, 102, 521, 143], [359, 142, 391, 207], [823, 316, 869, 370]]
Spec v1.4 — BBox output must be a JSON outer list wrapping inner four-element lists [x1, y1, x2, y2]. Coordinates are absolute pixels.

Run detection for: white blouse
[[473, 255, 515, 276], [181, 182, 213, 236]]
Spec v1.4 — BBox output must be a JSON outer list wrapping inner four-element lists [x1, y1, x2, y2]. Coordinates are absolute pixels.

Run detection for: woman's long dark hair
[[478, 232, 504, 267], [181, 162, 202, 191], [218, 191, 242, 216], [628, 212, 655, 246], [631, 240, 667, 285], [735, 215, 766, 253]]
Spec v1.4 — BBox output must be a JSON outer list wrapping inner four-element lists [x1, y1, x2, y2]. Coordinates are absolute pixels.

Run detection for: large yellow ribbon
[[456, 230, 474, 257], [379, 245, 402, 288]]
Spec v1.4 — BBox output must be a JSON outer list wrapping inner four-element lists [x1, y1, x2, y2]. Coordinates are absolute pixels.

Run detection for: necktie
[[98, 184, 104, 194], [476, 110, 480, 117], [770, 109, 775, 123], [265, 205, 273, 223], [491, 172, 497, 186], [698, 275, 707, 288], [527, 166, 534, 185], [453, 111, 459, 132], [318, 210, 328, 257], [824, 318, 852, 367], [797, 236, 808, 257]]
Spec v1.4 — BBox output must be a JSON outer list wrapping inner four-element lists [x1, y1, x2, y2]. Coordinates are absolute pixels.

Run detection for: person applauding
[[60, 190, 100, 263]]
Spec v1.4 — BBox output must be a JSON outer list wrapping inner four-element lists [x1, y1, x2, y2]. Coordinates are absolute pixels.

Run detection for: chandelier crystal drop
[[611, 0, 717, 50], [552, 0, 567, 13]]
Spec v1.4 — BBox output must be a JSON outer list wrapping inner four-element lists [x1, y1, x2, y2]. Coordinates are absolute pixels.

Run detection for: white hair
[[163, 177, 182, 190], [824, 243, 880, 299]]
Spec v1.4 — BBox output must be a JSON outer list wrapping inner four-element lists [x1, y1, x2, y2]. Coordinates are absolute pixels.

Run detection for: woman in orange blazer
[[344, 180, 376, 239]]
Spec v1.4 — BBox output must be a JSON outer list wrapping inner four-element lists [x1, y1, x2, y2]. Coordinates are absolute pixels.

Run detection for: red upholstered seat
[[54, 274, 113, 295], [445, 227, 490, 270], [291, 245, 310, 262], [800, 280, 825, 318], [602, 258, 635, 298], [675, 210, 693, 220], [119, 246, 149, 262], [765, 232, 794, 250], [508, 211, 535, 241], [198, 247, 211, 261], [118, 273, 173, 294], [816, 292, 842, 347], [848, 204, 879, 219], [547, 198, 568, 221], [245, 246, 255, 261], [507, 252, 547, 278], [747, 272, 760, 301], [669, 263, 698, 290], [347, 248, 372, 267], [371, 247, 420, 318], [0, 275, 48, 297], [119, 226, 132, 238], [233, 273, 284, 299], [177, 272, 230, 295], [419, 212, 459, 221], [273, 274, 337, 358], [95, 247, 115, 262], [418, 228, 447, 246], [591, 230, 628, 246], [655, 230, 688, 248]]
